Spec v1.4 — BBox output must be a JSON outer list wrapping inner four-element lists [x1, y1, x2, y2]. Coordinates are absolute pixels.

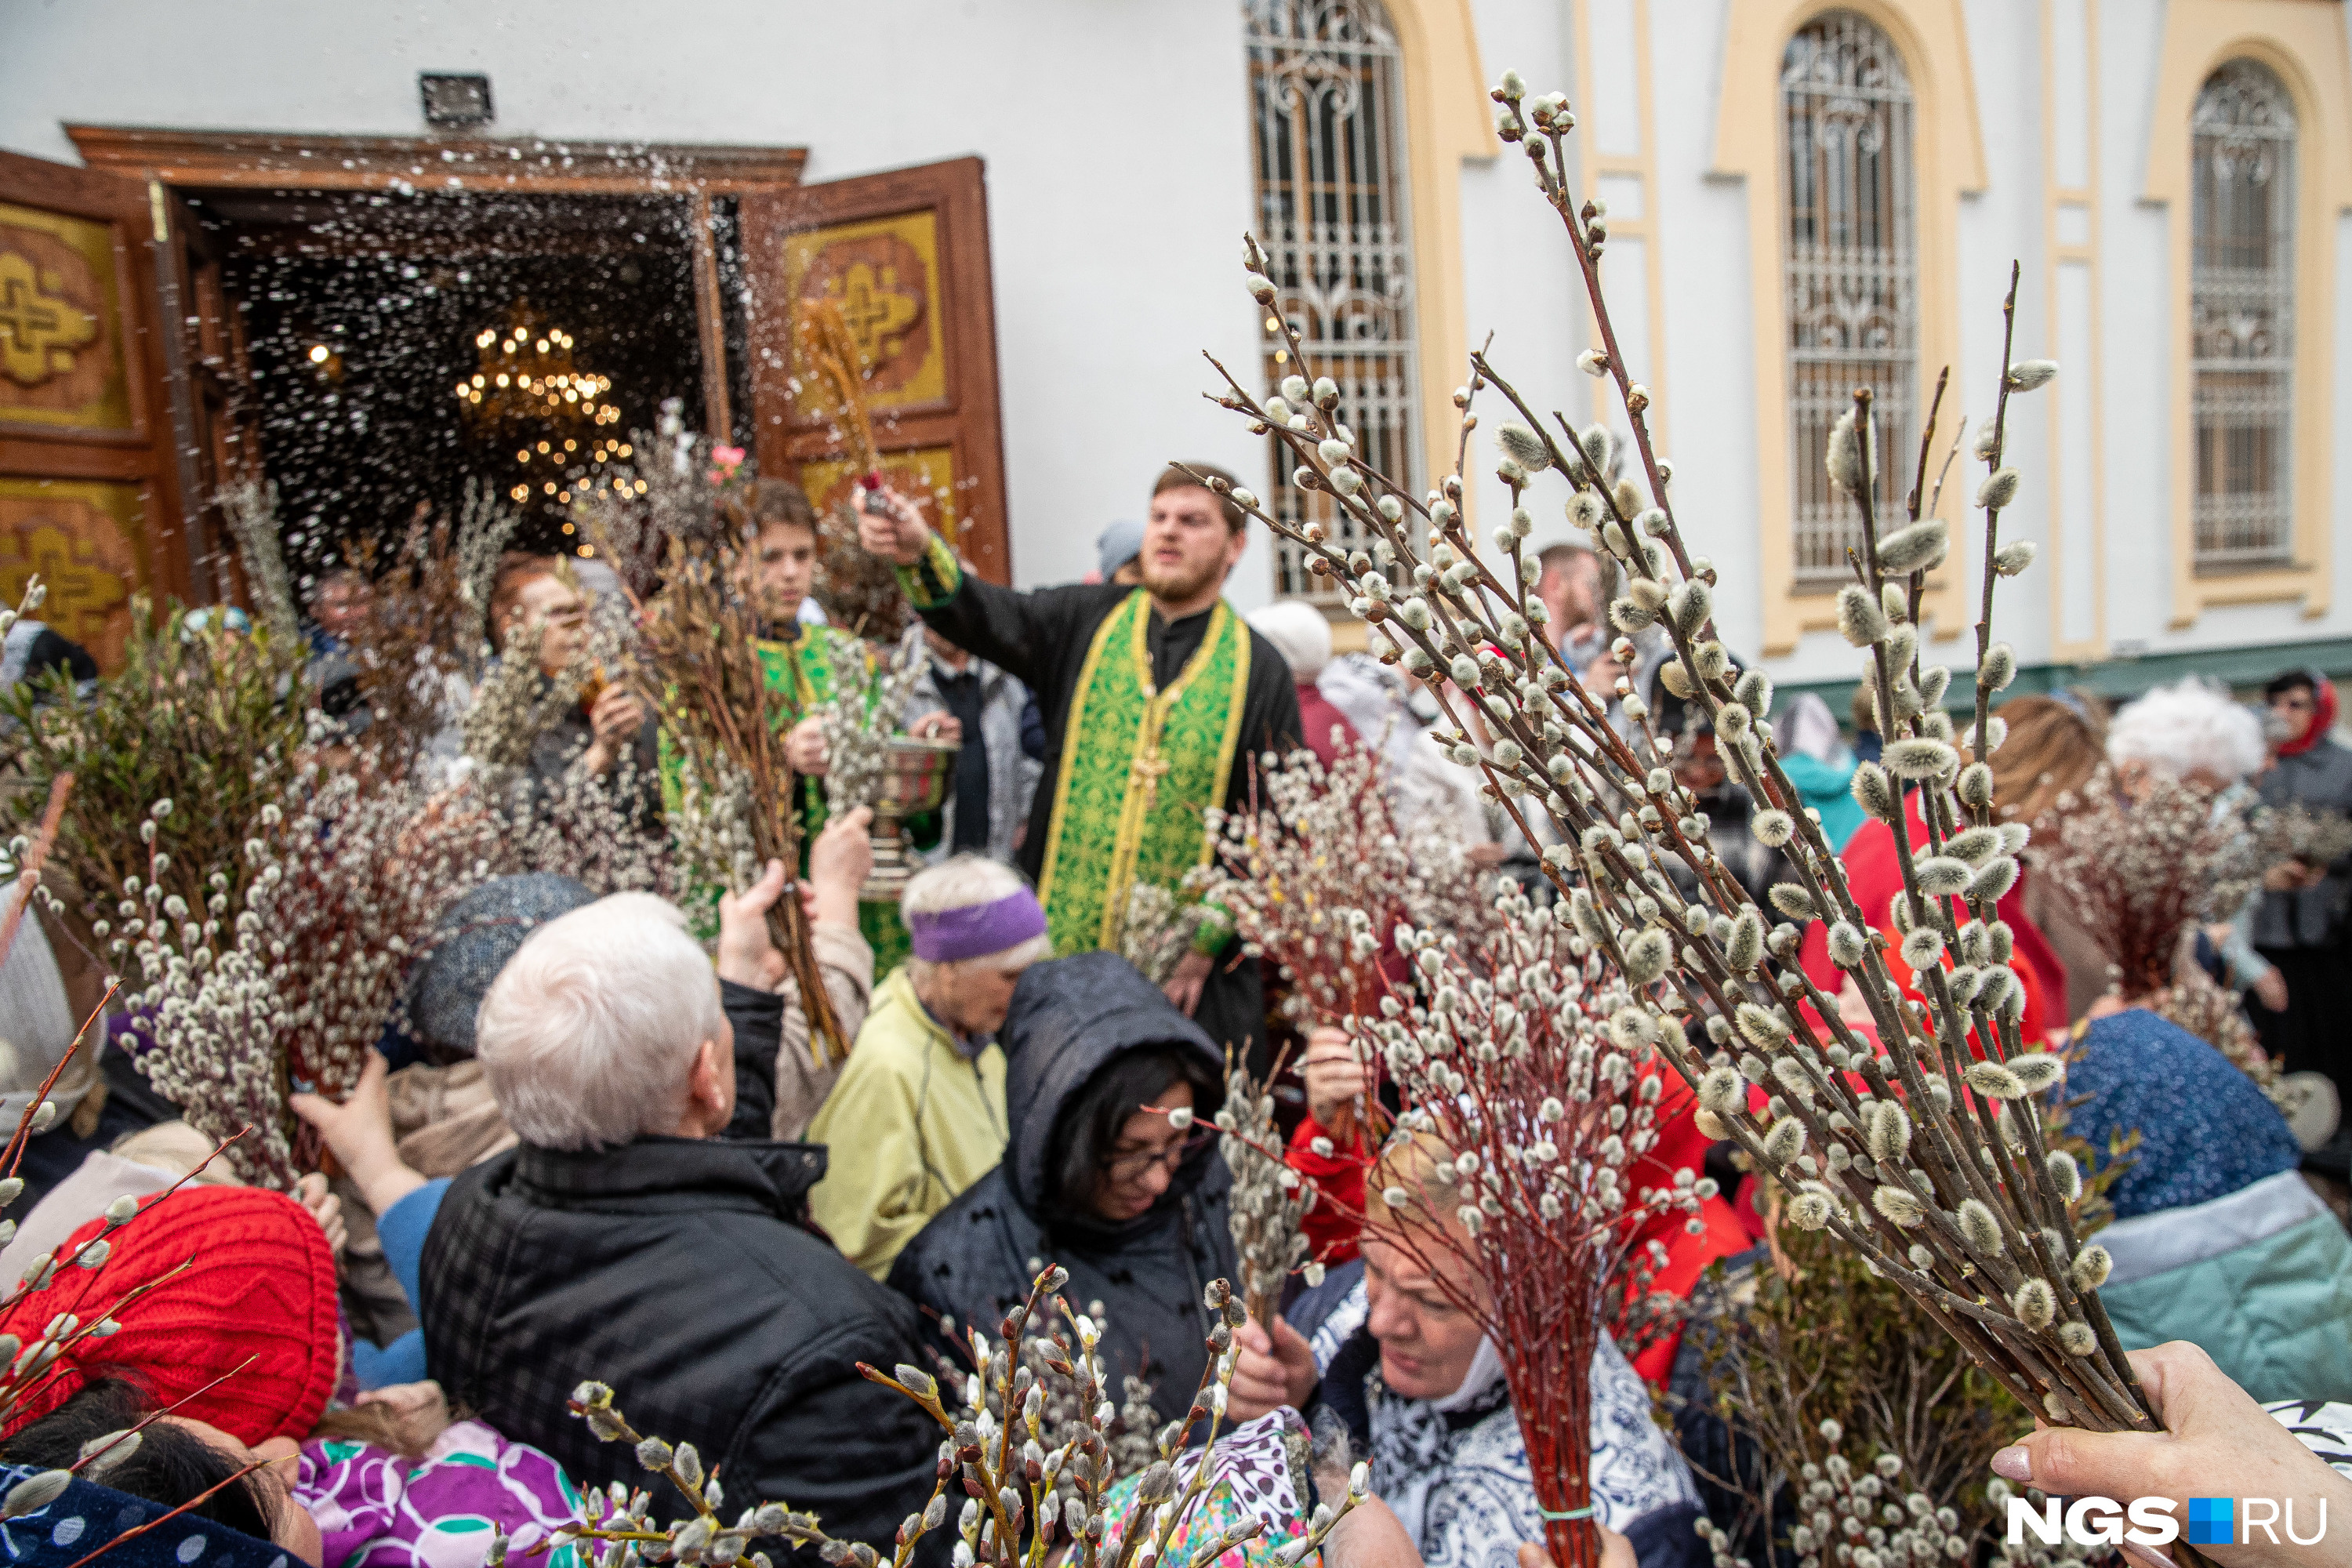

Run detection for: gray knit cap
[[408, 873, 595, 1065]]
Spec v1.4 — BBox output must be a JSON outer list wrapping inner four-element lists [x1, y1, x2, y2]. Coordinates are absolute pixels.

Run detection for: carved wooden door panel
[[156, 188, 263, 604], [740, 157, 1011, 583], [0, 149, 191, 668]]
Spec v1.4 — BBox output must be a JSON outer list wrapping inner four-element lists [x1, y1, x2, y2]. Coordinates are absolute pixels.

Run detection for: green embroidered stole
[[750, 626, 854, 844], [754, 629, 912, 974], [1039, 592, 1250, 956], [661, 624, 909, 967], [757, 630, 913, 973]]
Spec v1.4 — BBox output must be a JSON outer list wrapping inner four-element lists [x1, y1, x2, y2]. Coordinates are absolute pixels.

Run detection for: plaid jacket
[[420, 1134, 949, 1563]]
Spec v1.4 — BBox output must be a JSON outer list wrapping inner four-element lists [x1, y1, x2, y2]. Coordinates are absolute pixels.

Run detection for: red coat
[[1623, 1071, 1751, 1384], [1287, 1113, 1367, 1265], [1797, 793, 2067, 1047], [1296, 681, 1363, 768]]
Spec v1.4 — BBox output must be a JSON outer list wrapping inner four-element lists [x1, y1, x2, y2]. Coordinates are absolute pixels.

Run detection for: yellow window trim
[[1386, 0, 1500, 527], [1712, 0, 1987, 657], [2143, 1, 2352, 628], [1570, 0, 1674, 454], [2042, 0, 2106, 663]]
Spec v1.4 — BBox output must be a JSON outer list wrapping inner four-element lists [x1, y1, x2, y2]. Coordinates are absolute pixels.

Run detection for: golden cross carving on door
[[0, 250, 100, 387]]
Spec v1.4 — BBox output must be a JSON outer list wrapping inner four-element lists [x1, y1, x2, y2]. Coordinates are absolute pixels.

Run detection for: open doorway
[[1, 129, 1012, 670], [193, 184, 746, 574]]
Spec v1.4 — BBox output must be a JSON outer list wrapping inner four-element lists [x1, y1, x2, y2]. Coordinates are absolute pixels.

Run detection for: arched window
[[1245, 0, 1419, 602], [1781, 13, 1917, 586], [2190, 60, 2296, 568]]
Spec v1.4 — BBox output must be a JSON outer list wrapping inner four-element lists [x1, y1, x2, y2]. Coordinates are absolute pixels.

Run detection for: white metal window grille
[[2191, 60, 2297, 569], [1244, 0, 1420, 604], [1781, 13, 1918, 587]]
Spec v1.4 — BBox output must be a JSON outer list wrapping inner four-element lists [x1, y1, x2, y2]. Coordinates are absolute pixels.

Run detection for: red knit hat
[[0, 1185, 340, 1445]]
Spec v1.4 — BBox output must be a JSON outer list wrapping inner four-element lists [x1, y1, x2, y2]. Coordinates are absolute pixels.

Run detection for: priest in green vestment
[[858, 464, 1302, 1070]]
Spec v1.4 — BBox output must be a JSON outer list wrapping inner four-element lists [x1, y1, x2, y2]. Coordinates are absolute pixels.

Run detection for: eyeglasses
[[1099, 1127, 1214, 1182]]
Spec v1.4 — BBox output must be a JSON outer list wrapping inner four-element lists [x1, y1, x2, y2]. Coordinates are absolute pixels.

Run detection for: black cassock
[[914, 573, 1302, 1072]]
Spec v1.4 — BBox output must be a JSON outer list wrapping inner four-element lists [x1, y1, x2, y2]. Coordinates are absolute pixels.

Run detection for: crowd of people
[[0, 460, 2345, 1568]]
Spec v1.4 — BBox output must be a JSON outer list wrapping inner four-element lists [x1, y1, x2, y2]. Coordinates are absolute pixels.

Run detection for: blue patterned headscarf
[[0, 1463, 286, 1568]]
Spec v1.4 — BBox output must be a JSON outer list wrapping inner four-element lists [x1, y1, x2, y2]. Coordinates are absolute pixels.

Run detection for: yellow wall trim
[[2044, 0, 2107, 662], [1570, 0, 1673, 453], [1388, 0, 1499, 520], [2143, 0, 2352, 628], [1713, 0, 1986, 656]]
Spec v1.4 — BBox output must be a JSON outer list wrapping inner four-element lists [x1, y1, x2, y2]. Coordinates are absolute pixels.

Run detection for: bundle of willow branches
[[1208, 741, 1486, 1031], [817, 633, 929, 818], [550, 1271, 1367, 1568], [1353, 887, 1718, 1557], [339, 482, 517, 768], [219, 479, 301, 648], [2033, 768, 2285, 1098], [1118, 873, 1216, 990], [630, 540, 850, 1068], [1186, 62, 2147, 1567], [1695, 1092, 2128, 1566], [578, 399, 750, 600], [1205, 742, 1489, 1145], [2034, 768, 2258, 1004], [2256, 800, 2352, 874], [0, 600, 312, 935], [1215, 1054, 1314, 1328], [110, 763, 507, 1186]]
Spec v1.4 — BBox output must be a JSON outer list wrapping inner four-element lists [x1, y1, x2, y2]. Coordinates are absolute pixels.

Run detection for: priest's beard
[[1141, 551, 1225, 608]]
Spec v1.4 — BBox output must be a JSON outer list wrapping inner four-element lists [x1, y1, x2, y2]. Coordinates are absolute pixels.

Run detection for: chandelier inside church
[[453, 303, 641, 518]]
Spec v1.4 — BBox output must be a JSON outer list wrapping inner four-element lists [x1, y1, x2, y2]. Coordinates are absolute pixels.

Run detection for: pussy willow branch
[[1969, 264, 2023, 774], [1201, 67, 2151, 1438]]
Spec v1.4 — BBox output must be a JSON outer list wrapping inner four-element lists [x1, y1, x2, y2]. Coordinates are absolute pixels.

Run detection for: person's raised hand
[[857, 487, 932, 566], [1225, 1316, 1319, 1424], [784, 716, 829, 777], [2254, 967, 2290, 1014], [808, 807, 874, 927], [1301, 1026, 1368, 1133], [355, 1379, 452, 1452], [291, 1171, 346, 1259], [291, 1052, 426, 1219], [1164, 949, 1212, 1016], [1519, 1529, 1634, 1568], [716, 858, 793, 990], [1995, 1340, 2352, 1568], [909, 710, 964, 744], [579, 685, 646, 775]]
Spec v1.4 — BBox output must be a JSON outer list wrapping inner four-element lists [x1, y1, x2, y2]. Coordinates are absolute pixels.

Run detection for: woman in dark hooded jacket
[[887, 952, 1240, 1428]]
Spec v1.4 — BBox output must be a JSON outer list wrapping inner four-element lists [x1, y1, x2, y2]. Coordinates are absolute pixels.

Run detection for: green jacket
[[2098, 1168, 2352, 1403], [807, 966, 1007, 1280]]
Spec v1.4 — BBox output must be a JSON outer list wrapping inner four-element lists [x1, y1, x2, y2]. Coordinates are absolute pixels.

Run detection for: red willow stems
[[1365, 893, 1718, 1568]]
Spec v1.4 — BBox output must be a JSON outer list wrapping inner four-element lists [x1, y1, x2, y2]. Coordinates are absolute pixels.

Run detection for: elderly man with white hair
[[403, 865, 949, 1562], [808, 855, 1050, 1278]]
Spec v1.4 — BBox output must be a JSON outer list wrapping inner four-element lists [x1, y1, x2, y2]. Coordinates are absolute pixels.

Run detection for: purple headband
[[907, 888, 1049, 963]]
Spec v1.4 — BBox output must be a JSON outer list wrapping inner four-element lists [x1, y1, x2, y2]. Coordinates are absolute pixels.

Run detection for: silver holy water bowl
[[860, 735, 961, 902]]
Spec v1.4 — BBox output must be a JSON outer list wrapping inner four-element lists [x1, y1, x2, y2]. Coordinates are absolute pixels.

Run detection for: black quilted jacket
[[420, 1128, 947, 1560]]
